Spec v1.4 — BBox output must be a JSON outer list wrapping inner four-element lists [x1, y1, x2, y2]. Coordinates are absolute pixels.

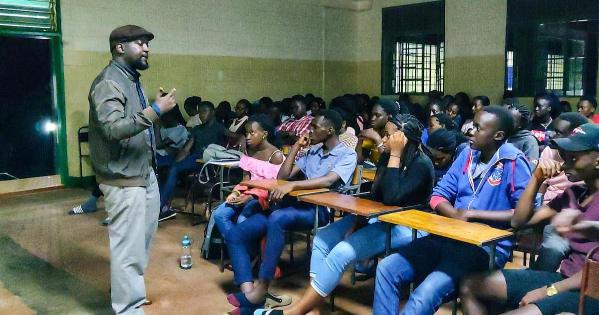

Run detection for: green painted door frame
[[0, 0, 70, 185]]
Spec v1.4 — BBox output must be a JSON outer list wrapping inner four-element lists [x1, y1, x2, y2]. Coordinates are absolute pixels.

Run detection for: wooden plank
[[379, 210, 513, 246], [298, 191, 408, 218], [240, 179, 329, 197]]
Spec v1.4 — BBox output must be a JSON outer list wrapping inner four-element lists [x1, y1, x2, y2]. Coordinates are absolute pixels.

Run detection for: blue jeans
[[213, 199, 261, 237], [310, 215, 426, 296], [159, 151, 202, 209], [373, 236, 506, 315], [225, 203, 329, 284]]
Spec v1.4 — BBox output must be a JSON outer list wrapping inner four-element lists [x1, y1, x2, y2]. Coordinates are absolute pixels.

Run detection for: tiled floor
[[0, 188, 527, 315]]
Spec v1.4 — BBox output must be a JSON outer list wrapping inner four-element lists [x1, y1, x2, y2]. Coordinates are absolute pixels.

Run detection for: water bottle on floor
[[180, 234, 192, 269]]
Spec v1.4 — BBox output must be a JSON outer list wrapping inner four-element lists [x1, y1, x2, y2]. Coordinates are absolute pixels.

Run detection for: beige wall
[[444, 0, 507, 104], [61, 0, 358, 177], [61, 0, 568, 180]]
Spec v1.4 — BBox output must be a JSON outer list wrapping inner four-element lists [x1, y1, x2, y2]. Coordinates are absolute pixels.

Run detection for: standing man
[[88, 25, 176, 314]]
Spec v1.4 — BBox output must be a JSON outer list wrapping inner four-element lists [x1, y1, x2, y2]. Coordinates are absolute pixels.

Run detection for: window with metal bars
[[393, 41, 444, 94], [0, 0, 57, 32]]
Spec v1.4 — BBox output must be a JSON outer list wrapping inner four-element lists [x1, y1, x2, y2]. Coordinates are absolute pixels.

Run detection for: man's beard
[[132, 57, 149, 70]]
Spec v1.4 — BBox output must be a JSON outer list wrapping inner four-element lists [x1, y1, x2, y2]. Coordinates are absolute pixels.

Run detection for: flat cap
[[109, 25, 154, 48]]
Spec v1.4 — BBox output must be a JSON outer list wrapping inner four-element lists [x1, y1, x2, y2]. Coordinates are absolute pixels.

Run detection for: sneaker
[[69, 205, 95, 215], [158, 208, 177, 222], [264, 292, 292, 309]]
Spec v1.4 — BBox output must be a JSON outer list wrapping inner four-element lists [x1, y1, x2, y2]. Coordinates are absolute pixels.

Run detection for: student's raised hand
[[225, 193, 238, 204], [553, 208, 583, 236], [519, 286, 547, 307], [269, 182, 295, 203], [388, 131, 408, 156], [155, 87, 177, 113], [359, 128, 380, 142], [533, 159, 562, 181], [295, 133, 310, 149]]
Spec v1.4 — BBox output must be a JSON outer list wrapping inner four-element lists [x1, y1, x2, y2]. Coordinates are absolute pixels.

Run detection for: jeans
[[213, 199, 261, 237], [531, 224, 570, 272], [159, 151, 202, 209], [373, 236, 503, 315], [310, 215, 426, 296], [226, 203, 329, 284]]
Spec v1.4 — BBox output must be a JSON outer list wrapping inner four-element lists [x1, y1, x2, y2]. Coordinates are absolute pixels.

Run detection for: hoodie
[[431, 142, 532, 260], [508, 129, 540, 167]]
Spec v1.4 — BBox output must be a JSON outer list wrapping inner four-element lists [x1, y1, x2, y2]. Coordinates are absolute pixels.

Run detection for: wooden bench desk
[[239, 179, 329, 197], [297, 191, 407, 219], [379, 210, 513, 269]]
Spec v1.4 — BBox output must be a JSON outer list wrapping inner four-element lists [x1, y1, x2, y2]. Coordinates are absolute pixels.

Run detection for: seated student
[[460, 123, 599, 315], [223, 110, 357, 313], [561, 100, 572, 113], [155, 105, 190, 168], [462, 95, 490, 135], [446, 101, 464, 130], [216, 100, 234, 127], [530, 113, 588, 272], [577, 96, 599, 124], [184, 96, 202, 128], [225, 99, 251, 150], [267, 101, 283, 130], [422, 112, 455, 144], [158, 101, 226, 220], [330, 104, 360, 151], [213, 114, 284, 238], [277, 95, 313, 145], [357, 99, 398, 165], [425, 128, 463, 182], [373, 106, 532, 315], [531, 92, 562, 144], [255, 114, 434, 315], [507, 103, 540, 166], [307, 97, 324, 116]]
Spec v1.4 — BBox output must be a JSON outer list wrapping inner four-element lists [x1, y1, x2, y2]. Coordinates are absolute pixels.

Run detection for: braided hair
[[388, 114, 424, 171]]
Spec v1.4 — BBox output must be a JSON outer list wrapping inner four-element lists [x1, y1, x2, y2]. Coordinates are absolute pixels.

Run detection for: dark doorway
[[0, 36, 56, 180]]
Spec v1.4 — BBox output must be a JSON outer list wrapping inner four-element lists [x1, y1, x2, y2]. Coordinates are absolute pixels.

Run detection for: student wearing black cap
[[461, 123, 599, 315], [88, 25, 176, 314]]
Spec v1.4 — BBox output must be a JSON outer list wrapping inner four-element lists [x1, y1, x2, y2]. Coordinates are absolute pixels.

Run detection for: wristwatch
[[546, 284, 559, 296]]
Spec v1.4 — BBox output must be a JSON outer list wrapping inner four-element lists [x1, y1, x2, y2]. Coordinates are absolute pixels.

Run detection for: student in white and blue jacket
[[373, 106, 532, 315]]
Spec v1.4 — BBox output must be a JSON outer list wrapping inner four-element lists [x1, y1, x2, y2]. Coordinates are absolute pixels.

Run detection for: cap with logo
[[550, 123, 599, 152]]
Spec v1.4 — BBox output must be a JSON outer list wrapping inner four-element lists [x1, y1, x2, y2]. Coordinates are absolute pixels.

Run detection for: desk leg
[[385, 223, 392, 256], [489, 243, 496, 270], [219, 166, 225, 202], [313, 205, 319, 235]]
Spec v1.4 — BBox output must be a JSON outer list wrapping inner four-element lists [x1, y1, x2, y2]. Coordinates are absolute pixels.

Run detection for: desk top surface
[[379, 210, 513, 246], [240, 179, 329, 197], [298, 192, 405, 218]]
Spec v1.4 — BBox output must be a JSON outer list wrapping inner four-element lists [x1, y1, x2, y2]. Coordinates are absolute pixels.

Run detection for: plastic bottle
[[180, 234, 192, 269]]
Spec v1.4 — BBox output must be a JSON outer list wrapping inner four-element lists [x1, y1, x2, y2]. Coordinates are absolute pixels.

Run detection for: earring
[[262, 135, 266, 140]]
